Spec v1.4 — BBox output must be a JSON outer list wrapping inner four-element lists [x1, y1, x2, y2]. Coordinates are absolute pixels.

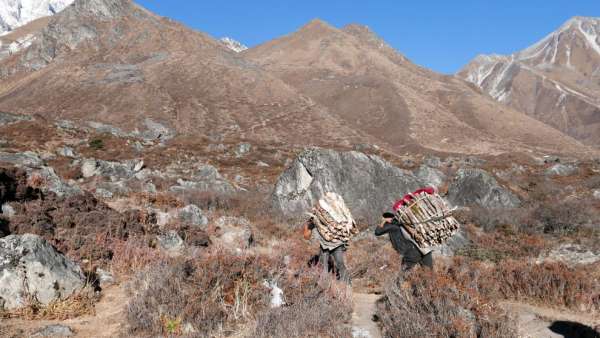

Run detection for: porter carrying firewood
[[303, 192, 358, 283], [376, 187, 460, 270]]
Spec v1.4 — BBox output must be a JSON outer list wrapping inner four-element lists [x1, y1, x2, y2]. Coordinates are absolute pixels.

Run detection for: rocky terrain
[[459, 16, 600, 147], [0, 0, 599, 337]]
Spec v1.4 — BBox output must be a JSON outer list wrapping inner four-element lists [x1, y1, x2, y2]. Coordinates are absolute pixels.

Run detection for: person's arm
[[375, 220, 394, 236], [303, 219, 314, 240]]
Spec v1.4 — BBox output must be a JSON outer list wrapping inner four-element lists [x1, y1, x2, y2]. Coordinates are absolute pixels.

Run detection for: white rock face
[[220, 37, 248, 53], [0, 0, 74, 36], [0, 234, 85, 310]]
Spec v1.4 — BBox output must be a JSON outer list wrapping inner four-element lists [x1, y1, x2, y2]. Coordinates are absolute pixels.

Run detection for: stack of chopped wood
[[311, 192, 359, 243], [395, 192, 460, 249]]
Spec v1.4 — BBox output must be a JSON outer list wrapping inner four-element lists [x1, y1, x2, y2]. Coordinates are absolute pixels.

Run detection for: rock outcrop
[[0, 234, 85, 310], [448, 168, 520, 209], [272, 148, 422, 223]]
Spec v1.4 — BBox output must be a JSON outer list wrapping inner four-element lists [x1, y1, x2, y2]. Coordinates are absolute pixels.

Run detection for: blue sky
[[136, 1, 600, 74]]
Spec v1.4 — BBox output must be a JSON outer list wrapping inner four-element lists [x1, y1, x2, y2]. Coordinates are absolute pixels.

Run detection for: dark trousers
[[319, 246, 350, 283], [402, 248, 433, 271]]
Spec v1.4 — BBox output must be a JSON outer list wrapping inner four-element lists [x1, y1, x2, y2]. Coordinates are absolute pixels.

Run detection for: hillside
[[458, 17, 600, 147], [243, 19, 592, 156]]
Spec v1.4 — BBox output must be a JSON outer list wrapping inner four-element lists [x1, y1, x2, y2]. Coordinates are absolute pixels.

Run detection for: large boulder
[[414, 165, 446, 189], [213, 216, 253, 251], [272, 148, 422, 223], [448, 168, 520, 209], [0, 234, 85, 310]]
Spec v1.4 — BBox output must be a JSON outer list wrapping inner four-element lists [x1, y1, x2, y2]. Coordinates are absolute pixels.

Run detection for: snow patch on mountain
[[220, 37, 247, 53], [0, 0, 74, 36], [0, 32, 34, 58]]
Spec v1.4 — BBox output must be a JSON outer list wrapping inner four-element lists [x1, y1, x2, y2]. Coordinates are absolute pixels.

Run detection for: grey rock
[[414, 165, 446, 189], [81, 158, 142, 179], [543, 155, 561, 164], [594, 190, 600, 200], [545, 163, 578, 177], [87, 121, 129, 138], [94, 188, 113, 199], [272, 148, 422, 223], [96, 268, 115, 288], [448, 168, 520, 209], [0, 112, 32, 126], [169, 166, 236, 195], [137, 118, 175, 141], [55, 120, 78, 131], [1, 203, 15, 219], [257, 161, 270, 167], [213, 217, 253, 250], [0, 234, 85, 310], [423, 156, 442, 168], [0, 151, 43, 167], [32, 324, 74, 337], [34, 166, 82, 197], [178, 205, 208, 228], [132, 141, 144, 152], [157, 231, 184, 255], [235, 143, 252, 157], [435, 228, 470, 257], [96, 180, 130, 197], [537, 244, 600, 266], [57, 147, 77, 158]]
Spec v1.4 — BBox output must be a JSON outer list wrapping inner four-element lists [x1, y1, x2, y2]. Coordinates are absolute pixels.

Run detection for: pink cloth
[[393, 187, 435, 211]]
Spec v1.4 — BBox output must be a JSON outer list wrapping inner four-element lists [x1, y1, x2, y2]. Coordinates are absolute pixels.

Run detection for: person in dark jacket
[[375, 212, 433, 270]]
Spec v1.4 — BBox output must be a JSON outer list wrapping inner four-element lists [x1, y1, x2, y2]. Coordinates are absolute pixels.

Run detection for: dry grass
[[0, 287, 97, 321], [126, 248, 275, 336], [254, 270, 352, 338], [108, 236, 167, 277]]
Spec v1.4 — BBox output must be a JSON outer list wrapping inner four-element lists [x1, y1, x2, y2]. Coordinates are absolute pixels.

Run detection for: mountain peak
[[0, 0, 74, 36], [297, 18, 336, 33], [220, 37, 248, 53]]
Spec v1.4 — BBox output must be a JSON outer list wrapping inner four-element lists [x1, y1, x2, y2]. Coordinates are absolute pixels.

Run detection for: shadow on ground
[[549, 321, 600, 338]]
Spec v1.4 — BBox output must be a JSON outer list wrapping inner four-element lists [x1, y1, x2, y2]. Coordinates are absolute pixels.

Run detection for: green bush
[[88, 138, 104, 150]]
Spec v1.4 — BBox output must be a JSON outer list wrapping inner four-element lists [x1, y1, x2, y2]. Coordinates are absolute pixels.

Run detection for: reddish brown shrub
[[377, 265, 516, 338]]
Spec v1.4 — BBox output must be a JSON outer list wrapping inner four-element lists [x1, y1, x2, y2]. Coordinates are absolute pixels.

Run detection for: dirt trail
[[351, 292, 382, 338], [502, 301, 600, 338], [3, 284, 129, 337]]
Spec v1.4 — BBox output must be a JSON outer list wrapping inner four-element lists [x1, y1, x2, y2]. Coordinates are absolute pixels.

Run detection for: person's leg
[[318, 247, 330, 275], [420, 252, 433, 269], [331, 246, 350, 283], [402, 245, 422, 272]]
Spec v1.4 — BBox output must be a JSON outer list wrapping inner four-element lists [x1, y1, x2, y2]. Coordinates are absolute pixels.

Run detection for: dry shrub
[[126, 249, 276, 337], [254, 270, 352, 338], [0, 287, 97, 321], [377, 265, 517, 338], [132, 191, 183, 209], [108, 236, 166, 277], [481, 260, 600, 312], [347, 236, 401, 291]]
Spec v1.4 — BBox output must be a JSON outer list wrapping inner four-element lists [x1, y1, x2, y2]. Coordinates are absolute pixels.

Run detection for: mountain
[[0, 0, 370, 147], [243, 19, 589, 155], [0, 0, 73, 35], [220, 37, 247, 53], [458, 17, 600, 147]]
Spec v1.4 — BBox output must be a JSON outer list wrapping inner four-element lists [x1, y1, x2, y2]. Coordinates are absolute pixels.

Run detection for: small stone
[[257, 161, 270, 167], [32, 324, 74, 337], [133, 160, 144, 172], [57, 147, 77, 158], [178, 205, 208, 228], [594, 190, 600, 200], [157, 231, 184, 255], [235, 143, 252, 157], [96, 268, 115, 288], [1, 203, 16, 218], [545, 163, 578, 177], [95, 188, 113, 199]]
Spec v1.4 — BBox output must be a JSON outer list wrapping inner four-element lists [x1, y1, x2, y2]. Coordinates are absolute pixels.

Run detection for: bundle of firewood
[[395, 192, 460, 249], [311, 192, 359, 243]]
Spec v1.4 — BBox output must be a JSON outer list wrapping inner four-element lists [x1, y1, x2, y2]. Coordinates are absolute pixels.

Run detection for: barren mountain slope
[[458, 17, 600, 147], [244, 20, 591, 156], [0, 0, 371, 147]]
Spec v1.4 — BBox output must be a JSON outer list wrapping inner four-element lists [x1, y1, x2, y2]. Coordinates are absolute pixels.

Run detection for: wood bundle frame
[[312, 203, 359, 243], [395, 192, 460, 249]]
